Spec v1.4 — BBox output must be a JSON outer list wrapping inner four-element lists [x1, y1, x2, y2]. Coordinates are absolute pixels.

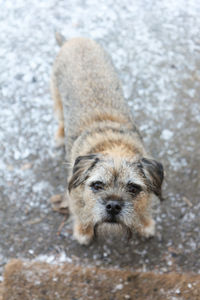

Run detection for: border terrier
[[50, 34, 164, 245]]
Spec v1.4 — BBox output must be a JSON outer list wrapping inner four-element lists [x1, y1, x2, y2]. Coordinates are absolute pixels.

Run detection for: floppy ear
[[140, 158, 164, 200], [68, 154, 99, 192]]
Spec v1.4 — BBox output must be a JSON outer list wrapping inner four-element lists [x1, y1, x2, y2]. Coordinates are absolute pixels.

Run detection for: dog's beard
[[92, 202, 135, 240], [94, 219, 132, 240]]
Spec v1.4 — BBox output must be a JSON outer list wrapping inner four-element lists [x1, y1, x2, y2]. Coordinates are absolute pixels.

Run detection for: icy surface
[[161, 129, 174, 141], [0, 0, 200, 275]]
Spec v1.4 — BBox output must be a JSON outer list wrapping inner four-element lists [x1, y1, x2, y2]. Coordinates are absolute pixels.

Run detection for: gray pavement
[[0, 0, 200, 278]]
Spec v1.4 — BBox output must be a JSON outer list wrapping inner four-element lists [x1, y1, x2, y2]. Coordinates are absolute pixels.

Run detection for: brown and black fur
[[51, 35, 164, 245]]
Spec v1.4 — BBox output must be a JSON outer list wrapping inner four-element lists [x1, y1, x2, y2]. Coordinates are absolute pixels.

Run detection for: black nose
[[106, 200, 122, 216]]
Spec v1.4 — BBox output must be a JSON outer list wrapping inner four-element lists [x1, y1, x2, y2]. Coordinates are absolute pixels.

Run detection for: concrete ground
[[0, 0, 200, 280]]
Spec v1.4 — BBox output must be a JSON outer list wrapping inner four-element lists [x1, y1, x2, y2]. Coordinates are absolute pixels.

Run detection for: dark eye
[[90, 181, 104, 191], [127, 182, 142, 195]]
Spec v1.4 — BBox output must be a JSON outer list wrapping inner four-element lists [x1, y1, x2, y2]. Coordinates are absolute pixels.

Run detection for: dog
[[50, 34, 164, 245]]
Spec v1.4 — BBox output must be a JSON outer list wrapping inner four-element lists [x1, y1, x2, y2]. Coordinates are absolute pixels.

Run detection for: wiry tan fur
[[51, 35, 164, 245]]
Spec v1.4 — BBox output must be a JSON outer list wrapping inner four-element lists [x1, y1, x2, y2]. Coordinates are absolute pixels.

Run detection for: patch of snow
[[35, 252, 72, 265], [161, 129, 174, 141], [175, 288, 181, 294]]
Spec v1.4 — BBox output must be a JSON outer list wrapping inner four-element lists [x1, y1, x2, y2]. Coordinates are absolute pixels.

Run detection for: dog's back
[[51, 37, 135, 157]]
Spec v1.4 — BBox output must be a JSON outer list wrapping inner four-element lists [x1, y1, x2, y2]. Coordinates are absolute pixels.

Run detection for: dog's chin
[[94, 218, 132, 240]]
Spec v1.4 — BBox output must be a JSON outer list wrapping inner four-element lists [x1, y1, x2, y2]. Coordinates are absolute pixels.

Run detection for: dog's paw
[[74, 232, 93, 245], [50, 194, 69, 215], [73, 223, 94, 245], [140, 219, 155, 238]]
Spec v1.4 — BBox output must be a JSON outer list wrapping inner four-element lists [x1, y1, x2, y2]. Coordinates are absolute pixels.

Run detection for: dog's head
[[68, 153, 164, 232]]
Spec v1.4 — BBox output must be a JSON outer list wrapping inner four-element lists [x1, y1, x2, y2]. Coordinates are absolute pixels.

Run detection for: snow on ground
[[0, 0, 200, 276]]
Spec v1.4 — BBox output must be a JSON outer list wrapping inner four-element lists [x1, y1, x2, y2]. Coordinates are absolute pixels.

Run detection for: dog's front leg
[[73, 219, 94, 245], [138, 217, 156, 238]]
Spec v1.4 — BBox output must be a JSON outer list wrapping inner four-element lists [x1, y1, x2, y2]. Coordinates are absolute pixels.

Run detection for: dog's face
[[68, 154, 164, 232]]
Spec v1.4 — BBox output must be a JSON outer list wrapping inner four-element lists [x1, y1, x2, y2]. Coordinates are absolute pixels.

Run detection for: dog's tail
[[55, 32, 66, 47]]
